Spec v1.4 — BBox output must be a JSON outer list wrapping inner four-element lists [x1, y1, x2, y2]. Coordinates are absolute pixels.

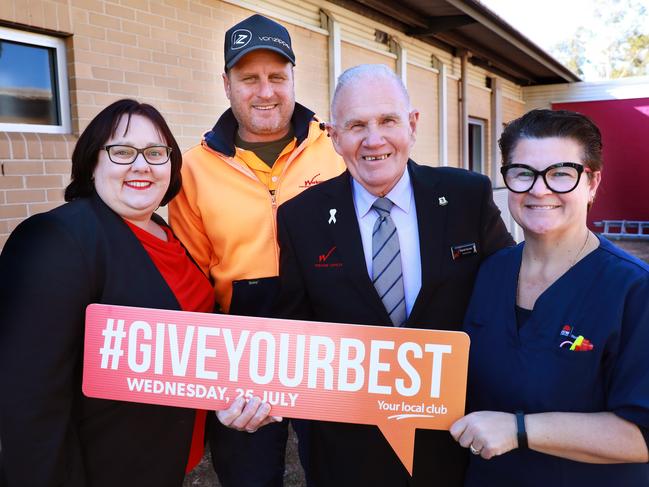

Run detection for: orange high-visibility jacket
[[169, 103, 345, 313]]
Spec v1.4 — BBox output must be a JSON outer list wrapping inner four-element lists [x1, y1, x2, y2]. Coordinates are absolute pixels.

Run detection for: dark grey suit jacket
[[0, 194, 200, 487], [275, 161, 514, 487]]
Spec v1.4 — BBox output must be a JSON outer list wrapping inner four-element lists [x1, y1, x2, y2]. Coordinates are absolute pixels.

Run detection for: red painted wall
[[552, 98, 649, 227]]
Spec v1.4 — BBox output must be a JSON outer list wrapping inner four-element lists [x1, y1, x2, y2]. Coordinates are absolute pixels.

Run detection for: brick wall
[[291, 25, 330, 120], [0, 132, 75, 248]]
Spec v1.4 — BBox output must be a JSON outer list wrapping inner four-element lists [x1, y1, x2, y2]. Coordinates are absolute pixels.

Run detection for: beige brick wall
[[0, 133, 75, 247], [291, 26, 330, 120]]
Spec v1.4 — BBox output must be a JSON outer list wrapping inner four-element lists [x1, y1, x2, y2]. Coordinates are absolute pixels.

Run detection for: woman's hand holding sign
[[450, 411, 518, 459], [217, 396, 283, 433]]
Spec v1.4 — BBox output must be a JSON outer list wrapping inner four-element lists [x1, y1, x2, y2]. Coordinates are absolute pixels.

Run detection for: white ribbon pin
[[438, 196, 448, 206], [328, 209, 337, 224]]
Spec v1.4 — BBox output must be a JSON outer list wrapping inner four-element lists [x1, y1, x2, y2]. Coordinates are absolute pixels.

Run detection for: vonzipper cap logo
[[231, 29, 252, 50]]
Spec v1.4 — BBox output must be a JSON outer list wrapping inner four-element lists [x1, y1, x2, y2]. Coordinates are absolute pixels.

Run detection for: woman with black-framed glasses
[[501, 161, 587, 194], [450, 109, 649, 486], [0, 99, 218, 486]]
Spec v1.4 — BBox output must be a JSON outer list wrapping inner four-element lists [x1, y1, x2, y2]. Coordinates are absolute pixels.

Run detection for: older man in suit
[[274, 64, 514, 486]]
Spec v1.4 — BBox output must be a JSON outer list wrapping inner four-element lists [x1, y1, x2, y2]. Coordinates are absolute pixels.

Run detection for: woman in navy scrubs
[[450, 109, 649, 486]]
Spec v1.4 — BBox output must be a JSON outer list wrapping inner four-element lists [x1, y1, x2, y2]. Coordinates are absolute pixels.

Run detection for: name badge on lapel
[[450, 242, 478, 260]]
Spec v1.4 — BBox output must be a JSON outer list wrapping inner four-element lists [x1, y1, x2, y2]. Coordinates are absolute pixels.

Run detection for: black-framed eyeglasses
[[101, 145, 172, 165], [500, 162, 586, 194]]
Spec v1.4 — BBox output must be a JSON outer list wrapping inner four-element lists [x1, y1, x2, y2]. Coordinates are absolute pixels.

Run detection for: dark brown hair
[[499, 109, 603, 172], [64, 99, 182, 206]]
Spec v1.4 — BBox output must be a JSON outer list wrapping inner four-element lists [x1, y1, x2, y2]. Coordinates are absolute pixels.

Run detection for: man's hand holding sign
[[83, 303, 469, 473], [217, 395, 282, 435]]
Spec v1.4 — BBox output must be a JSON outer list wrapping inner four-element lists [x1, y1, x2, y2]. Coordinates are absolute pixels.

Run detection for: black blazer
[[275, 161, 514, 487], [0, 195, 197, 487]]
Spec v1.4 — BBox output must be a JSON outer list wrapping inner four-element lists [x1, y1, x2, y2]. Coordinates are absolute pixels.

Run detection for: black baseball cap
[[224, 14, 296, 70]]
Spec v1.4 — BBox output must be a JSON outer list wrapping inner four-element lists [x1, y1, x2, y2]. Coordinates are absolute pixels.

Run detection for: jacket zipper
[[268, 132, 312, 273], [202, 127, 318, 274]]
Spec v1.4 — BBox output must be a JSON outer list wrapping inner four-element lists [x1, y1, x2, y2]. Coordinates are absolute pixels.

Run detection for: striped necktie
[[371, 197, 406, 326]]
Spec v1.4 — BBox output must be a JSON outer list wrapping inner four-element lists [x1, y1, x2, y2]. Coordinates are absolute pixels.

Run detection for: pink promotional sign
[[83, 303, 470, 474]]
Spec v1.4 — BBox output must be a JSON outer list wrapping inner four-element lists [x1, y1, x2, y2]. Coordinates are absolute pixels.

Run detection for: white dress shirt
[[351, 169, 422, 318]]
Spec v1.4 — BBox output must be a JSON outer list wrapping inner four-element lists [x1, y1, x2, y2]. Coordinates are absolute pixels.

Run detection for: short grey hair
[[330, 64, 411, 125]]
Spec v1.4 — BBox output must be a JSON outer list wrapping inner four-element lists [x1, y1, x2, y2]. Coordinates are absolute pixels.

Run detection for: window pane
[[0, 39, 60, 125], [468, 122, 483, 174]]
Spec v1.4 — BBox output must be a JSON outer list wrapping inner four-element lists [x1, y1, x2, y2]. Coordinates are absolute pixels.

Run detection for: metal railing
[[593, 220, 649, 240]]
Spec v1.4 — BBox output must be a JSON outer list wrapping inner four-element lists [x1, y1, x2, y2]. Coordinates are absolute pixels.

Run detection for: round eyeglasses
[[500, 162, 586, 194], [101, 145, 172, 165]]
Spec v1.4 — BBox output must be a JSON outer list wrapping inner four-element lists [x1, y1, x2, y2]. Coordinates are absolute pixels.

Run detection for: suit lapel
[[407, 161, 448, 324], [90, 192, 181, 310], [324, 172, 389, 321]]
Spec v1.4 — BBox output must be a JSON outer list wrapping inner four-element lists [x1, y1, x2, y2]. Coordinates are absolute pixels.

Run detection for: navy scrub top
[[463, 235, 649, 487]]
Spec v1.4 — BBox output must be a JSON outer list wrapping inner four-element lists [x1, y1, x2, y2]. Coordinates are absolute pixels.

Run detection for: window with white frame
[[0, 26, 70, 133]]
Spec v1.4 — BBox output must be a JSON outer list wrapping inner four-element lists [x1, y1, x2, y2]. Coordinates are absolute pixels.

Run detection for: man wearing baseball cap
[[169, 13, 344, 487]]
